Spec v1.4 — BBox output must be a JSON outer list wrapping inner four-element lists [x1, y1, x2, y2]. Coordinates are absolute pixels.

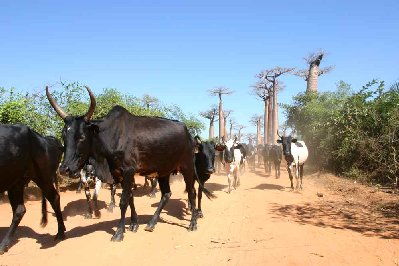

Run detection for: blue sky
[[1, 0, 398, 138]]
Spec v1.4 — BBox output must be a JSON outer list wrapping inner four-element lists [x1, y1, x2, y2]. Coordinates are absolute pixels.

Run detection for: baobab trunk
[[257, 118, 261, 146], [263, 99, 269, 145], [219, 100, 224, 141], [307, 54, 323, 93], [209, 120, 214, 139], [267, 98, 273, 144], [271, 88, 279, 144]]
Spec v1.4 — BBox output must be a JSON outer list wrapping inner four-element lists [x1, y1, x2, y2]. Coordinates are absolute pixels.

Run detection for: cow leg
[[184, 174, 198, 232], [197, 184, 204, 218], [295, 164, 300, 190], [108, 183, 116, 213], [92, 178, 102, 218], [148, 178, 158, 198], [145, 176, 171, 232], [41, 192, 48, 227], [0, 186, 25, 255], [287, 165, 294, 190], [83, 182, 94, 219], [112, 169, 135, 242], [76, 180, 82, 194], [128, 191, 139, 233], [38, 181, 66, 241], [299, 164, 304, 190]]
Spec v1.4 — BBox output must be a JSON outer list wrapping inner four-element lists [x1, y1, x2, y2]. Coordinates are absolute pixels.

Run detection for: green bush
[[283, 80, 399, 186]]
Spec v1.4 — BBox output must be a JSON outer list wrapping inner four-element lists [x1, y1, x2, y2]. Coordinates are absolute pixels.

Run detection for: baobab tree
[[250, 115, 263, 146], [209, 87, 234, 141], [200, 105, 218, 139], [223, 110, 232, 140], [228, 117, 236, 140], [235, 124, 246, 142], [255, 67, 294, 144], [295, 50, 333, 93]]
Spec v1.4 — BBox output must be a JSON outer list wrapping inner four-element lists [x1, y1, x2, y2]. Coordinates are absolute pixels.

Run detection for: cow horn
[[46, 86, 68, 120], [84, 85, 96, 121], [277, 130, 282, 138]]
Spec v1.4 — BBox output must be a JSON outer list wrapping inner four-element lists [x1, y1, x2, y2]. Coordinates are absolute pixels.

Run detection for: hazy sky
[[1, 0, 398, 138]]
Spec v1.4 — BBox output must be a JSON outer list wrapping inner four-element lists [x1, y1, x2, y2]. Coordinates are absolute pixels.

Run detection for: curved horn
[[277, 130, 282, 138], [84, 85, 96, 121], [46, 86, 68, 120]]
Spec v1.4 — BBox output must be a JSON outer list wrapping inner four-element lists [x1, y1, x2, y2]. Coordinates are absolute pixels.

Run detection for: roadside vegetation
[[283, 80, 399, 187]]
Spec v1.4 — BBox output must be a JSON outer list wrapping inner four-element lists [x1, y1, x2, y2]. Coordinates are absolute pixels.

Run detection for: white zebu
[[217, 138, 243, 193], [277, 133, 309, 190]]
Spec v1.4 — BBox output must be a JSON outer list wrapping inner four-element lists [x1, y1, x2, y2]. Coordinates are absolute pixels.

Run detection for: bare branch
[[293, 69, 309, 81], [318, 66, 334, 76]]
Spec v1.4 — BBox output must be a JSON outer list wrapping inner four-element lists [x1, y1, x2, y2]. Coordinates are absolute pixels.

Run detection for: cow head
[[194, 136, 215, 174], [219, 138, 236, 163], [46, 86, 98, 177], [276, 131, 297, 162]]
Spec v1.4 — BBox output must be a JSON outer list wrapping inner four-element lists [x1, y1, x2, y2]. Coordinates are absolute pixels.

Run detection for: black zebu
[[193, 136, 215, 218], [0, 125, 65, 254], [46, 86, 213, 241]]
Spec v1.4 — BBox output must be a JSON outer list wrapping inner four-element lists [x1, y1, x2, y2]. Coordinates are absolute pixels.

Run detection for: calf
[[194, 136, 215, 218], [217, 138, 243, 193], [277, 132, 309, 190], [0, 125, 65, 254]]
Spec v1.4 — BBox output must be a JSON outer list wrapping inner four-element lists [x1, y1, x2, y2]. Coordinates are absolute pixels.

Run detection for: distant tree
[[235, 124, 246, 141], [223, 109, 232, 140], [254, 67, 293, 144], [295, 50, 333, 93], [250, 114, 263, 145], [200, 105, 218, 139], [209, 87, 233, 140]]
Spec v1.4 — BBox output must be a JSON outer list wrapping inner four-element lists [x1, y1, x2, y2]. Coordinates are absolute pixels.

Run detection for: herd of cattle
[[0, 86, 308, 254]]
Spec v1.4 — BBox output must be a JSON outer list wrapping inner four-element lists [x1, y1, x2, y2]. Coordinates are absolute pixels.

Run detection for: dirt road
[[1, 165, 398, 266]]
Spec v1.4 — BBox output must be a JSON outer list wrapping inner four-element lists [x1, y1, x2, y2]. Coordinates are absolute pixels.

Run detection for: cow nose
[[207, 167, 215, 174]]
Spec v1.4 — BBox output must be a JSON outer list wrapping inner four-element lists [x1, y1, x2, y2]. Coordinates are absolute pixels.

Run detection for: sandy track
[[1, 165, 398, 266]]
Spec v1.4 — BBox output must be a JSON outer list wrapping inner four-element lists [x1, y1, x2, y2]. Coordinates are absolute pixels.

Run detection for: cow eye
[[78, 135, 86, 142]]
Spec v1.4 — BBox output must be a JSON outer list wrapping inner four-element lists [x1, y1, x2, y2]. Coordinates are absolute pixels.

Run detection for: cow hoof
[[84, 213, 93, 219], [129, 224, 139, 232], [144, 224, 155, 232], [54, 232, 66, 241], [40, 218, 48, 228], [197, 211, 204, 218], [111, 233, 124, 242], [94, 210, 101, 218], [188, 223, 197, 231], [107, 205, 114, 213]]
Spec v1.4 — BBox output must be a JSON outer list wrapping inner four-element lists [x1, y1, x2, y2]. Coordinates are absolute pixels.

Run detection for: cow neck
[[90, 122, 113, 163]]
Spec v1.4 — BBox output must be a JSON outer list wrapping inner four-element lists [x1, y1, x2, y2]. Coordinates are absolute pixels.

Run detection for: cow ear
[[291, 138, 297, 143], [277, 139, 282, 143]]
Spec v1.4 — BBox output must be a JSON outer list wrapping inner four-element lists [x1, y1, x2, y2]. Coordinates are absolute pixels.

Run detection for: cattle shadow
[[150, 198, 188, 221], [204, 182, 227, 193], [270, 201, 399, 239], [248, 183, 285, 191], [65, 213, 188, 240], [0, 226, 63, 251], [253, 170, 271, 178], [63, 199, 108, 219]]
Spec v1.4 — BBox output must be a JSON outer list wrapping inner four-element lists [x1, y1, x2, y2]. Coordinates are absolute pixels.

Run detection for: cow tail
[[193, 156, 217, 200]]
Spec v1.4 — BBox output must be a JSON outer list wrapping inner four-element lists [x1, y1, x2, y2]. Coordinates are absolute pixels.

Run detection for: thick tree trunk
[[209, 120, 214, 139], [267, 98, 273, 144], [272, 87, 278, 144], [219, 99, 224, 141], [257, 119, 261, 146], [263, 99, 268, 145]]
